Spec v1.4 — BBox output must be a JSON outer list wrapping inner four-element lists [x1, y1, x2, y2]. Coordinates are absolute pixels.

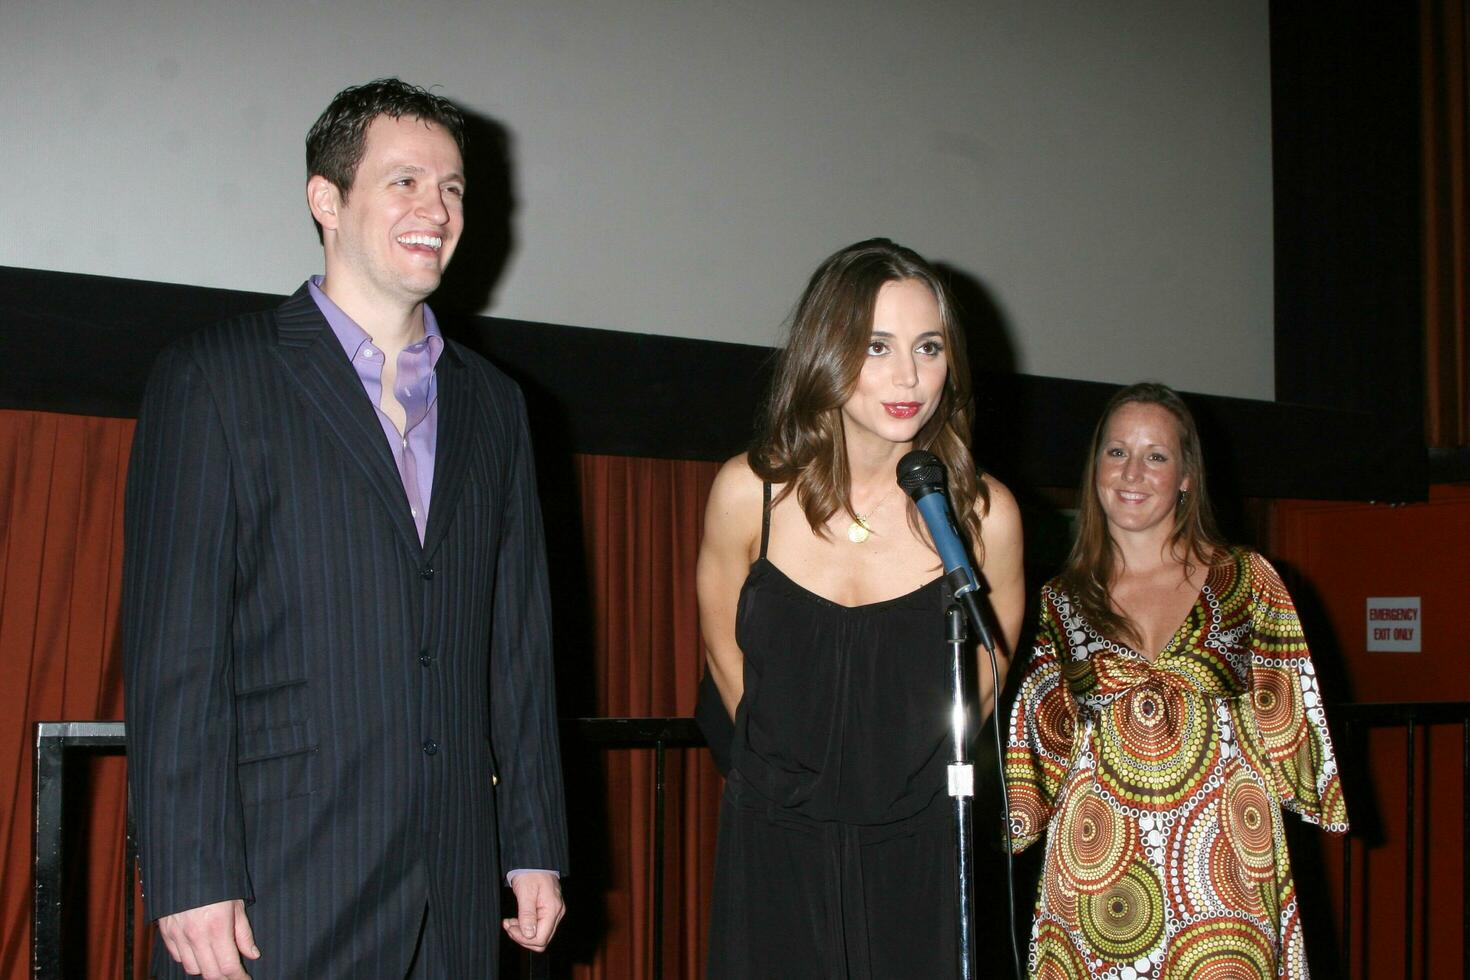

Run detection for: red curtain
[[571, 455, 723, 979], [0, 409, 147, 978], [0, 409, 725, 978], [1423, 0, 1470, 448]]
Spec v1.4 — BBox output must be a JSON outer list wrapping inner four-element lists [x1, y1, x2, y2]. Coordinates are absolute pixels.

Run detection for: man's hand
[[501, 871, 564, 952], [157, 899, 259, 979]]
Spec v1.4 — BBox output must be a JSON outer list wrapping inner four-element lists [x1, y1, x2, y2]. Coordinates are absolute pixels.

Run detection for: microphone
[[896, 449, 998, 653]]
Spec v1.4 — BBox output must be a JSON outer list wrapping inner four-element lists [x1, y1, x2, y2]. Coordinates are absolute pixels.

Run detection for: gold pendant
[[847, 518, 871, 544]]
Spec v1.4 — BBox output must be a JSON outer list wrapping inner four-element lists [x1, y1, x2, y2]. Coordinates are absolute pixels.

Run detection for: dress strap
[[759, 481, 772, 560]]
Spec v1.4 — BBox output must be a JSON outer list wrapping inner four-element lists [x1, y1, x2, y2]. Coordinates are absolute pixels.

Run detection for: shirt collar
[[307, 275, 444, 365]]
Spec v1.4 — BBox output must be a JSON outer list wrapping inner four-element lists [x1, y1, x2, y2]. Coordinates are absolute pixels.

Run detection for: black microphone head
[[896, 449, 945, 498]]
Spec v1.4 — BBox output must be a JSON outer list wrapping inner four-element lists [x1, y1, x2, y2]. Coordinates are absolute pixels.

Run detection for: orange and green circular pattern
[[1033, 679, 1078, 755], [1209, 828, 1265, 916], [1252, 666, 1307, 761], [1223, 770, 1276, 882], [1006, 742, 1067, 843], [1006, 780, 1052, 843], [1055, 772, 1136, 893], [1274, 733, 1322, 803], [1162, 917, 1275, 978], [1174, 796, 1262, 918], [1320, 775, 1348, 829], [1230, 700, 1270, 775], [1088, 651, 1150, 694], [1043, 855, 1080, 930], [1281, 904, 1307, 977], [1174, 796, 1219, 917], [1076, 858, 1165, 963], [1032, 919, 1090, 979], [1167, 640, 1249, 700], [1095, 679, 1218, 810]]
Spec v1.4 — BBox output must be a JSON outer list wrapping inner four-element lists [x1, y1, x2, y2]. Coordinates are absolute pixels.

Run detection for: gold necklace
[[847, 486, 900, 543]]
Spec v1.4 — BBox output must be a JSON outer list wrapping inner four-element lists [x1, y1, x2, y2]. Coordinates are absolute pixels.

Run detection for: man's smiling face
[[314, 113, 465, 307]]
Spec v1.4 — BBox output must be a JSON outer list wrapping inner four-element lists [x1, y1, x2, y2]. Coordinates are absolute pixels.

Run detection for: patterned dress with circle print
[[1004, 549, 1348, 979]]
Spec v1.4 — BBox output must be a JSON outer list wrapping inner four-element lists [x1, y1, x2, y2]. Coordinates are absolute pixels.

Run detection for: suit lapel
[[423, 345, 472, 559], [272, 286, 423, 558]]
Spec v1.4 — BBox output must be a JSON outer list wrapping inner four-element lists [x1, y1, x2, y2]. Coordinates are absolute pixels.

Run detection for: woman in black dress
[[698, 238, 1025, 978]]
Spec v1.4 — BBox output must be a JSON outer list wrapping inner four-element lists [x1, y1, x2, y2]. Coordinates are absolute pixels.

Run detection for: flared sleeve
[[1236, 552, 1349, 832], [1004, 585, 1081, 851]]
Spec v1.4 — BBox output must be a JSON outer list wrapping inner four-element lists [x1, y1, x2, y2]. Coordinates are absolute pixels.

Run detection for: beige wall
[[0, 1, 1274, 399]]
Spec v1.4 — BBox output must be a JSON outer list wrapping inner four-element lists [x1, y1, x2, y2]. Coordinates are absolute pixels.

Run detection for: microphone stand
[[897, 449, 1022, 979], [943, 583, 978, 980], [944, 569, 1025, 980]]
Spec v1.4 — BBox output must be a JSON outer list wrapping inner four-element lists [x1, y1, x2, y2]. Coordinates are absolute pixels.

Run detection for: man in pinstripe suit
[[123, 79, 569, 979]]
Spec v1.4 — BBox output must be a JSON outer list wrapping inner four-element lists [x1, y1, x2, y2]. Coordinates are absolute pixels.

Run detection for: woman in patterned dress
[[1004, 382, 1348, 979]]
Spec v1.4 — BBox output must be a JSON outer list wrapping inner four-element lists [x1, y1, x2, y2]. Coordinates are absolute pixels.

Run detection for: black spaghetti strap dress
[[706, 484, 959, 979]]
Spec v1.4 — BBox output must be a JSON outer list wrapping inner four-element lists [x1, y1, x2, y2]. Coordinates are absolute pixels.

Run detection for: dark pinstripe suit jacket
[[122, 284, 569, 978]]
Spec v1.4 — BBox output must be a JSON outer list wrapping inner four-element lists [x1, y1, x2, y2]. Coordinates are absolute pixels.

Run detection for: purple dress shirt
[[309, 277, 440, 544]]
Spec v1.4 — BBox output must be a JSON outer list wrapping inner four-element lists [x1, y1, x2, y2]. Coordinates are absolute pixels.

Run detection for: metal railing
[[32, 721, 133, 980], [567, 717, 705, 980], [32, 718, 705, 980], [1330, 701, 1470, 980]]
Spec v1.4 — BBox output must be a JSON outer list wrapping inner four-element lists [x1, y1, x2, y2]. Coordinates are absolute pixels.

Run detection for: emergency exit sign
[[1366, 597, 1421, 652]]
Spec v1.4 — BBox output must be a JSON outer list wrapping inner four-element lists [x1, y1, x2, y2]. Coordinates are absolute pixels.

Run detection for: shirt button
[[420, 565, 435, 580], [422, 739, 439, 756], [419, 652, 433, 667]]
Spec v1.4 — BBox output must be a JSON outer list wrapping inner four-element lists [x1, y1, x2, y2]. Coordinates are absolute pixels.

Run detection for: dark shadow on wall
[[938, 262, 1018, 380], [935, 262, 1081, 513], [1186, 395, 1262, 549], [1268, 559, 1357, 709], [1267, 557, 1372, 980], [427, 109, 617, 971], [434, 110, 518, 318], [943, 260, 1026, 498], [477, 391, 620, 963]]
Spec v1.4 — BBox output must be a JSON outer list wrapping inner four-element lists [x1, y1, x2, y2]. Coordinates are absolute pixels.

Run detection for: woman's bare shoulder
[[975, 472, 1020, 524], [708, 452, 765, 507], [703, 452, 769, 548]]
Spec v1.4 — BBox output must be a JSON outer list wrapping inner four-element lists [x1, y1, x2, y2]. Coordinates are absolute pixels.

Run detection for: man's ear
[[307, 175, 343, 232]]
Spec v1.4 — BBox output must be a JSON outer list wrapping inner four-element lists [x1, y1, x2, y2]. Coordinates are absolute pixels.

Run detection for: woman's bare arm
[[973, 474, 1025, 724], [696, 455, 763, 719]]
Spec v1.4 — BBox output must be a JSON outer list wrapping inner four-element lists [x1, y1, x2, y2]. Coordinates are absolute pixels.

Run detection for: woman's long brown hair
[[750, 238, 990, 559], [1059, 382, 1229, 648]]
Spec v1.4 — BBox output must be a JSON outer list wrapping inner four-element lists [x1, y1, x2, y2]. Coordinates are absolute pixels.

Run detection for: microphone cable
[[984, 628, 1024, 980]]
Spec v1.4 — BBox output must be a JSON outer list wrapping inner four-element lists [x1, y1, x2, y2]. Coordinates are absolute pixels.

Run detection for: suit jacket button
[[420, 565, 435, 580], [422, 739, 439, 755], [419, 652, 433, 667]]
